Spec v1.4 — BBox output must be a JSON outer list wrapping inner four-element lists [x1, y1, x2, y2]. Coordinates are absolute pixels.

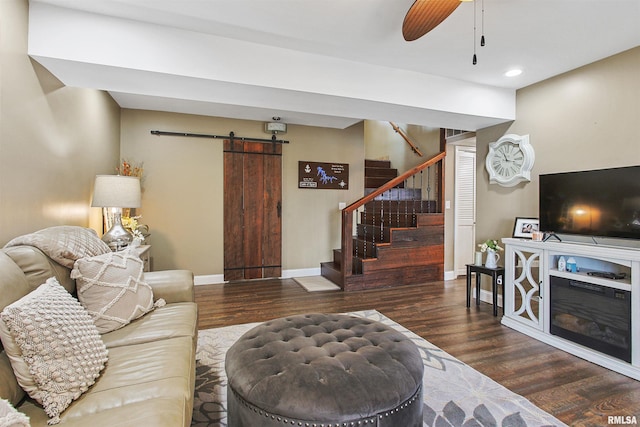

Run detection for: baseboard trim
[[194, 274, 225, 286], [194, 268, 322, 286], [280, 267, 321, 278], [478, 289, 503, 307], [196, 268, 460, 286]]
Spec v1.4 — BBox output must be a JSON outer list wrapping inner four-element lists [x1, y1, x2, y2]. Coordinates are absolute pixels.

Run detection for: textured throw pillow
[[71, 248, 164, 334], [0, 278, 108, 425], [0, 398, 30, 427], [3, 226, 110, 268]]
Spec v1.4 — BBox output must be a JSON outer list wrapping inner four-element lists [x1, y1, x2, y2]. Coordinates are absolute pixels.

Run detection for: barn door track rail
[[150, 130, 289, 144]]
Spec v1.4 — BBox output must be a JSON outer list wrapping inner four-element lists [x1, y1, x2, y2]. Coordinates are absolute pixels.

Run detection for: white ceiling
[[28, 0, 640, 130]]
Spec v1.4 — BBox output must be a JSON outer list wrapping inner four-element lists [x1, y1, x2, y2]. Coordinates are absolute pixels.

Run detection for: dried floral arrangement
[[122, 216, 147, 243], [117, 159, 144, 179]]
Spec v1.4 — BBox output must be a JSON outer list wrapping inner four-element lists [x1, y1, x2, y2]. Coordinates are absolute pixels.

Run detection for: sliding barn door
[[224, 140, 282, 281]]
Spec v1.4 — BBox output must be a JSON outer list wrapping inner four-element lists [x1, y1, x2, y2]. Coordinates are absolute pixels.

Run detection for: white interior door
[[454, 147, 476, 277]]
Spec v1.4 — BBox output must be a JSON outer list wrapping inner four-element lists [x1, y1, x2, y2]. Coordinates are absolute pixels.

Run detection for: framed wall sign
[[512, 217, 539, 239], [298, 161, 349, 190]]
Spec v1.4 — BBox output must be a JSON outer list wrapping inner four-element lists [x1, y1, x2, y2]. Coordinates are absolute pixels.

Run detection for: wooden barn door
[[224, 140, 282, 281]]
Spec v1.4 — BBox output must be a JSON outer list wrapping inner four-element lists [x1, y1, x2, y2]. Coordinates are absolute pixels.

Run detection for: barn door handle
[[277, 201, 282, 218]]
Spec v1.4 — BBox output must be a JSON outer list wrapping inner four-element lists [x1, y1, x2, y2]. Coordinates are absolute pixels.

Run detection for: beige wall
[[364, 121, 441, 171], [476, 46, 640, 247], [120, 110, 364, 275], [0, 0, 120, 244]]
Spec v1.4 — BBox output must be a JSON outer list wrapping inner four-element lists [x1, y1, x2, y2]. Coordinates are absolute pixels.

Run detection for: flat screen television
[[539, 165, 640, 240]]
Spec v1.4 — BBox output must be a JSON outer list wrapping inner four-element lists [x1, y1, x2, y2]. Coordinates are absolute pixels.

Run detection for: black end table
[[466, 264, 505, 316]]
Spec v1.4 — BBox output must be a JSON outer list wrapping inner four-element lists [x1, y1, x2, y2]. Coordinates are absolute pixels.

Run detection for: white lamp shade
[[91, 175, 141, 208]]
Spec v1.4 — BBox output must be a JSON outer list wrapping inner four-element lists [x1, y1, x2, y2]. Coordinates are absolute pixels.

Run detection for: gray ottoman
[[225, 313, 424, 427]]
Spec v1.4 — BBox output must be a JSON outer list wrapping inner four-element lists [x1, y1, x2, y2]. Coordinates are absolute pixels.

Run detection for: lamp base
[[102, 213, 133, 251]]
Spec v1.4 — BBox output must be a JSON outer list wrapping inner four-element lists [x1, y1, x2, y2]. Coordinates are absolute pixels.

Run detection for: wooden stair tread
[[364, 159, 392, 168], [365, 167, 398, 177]]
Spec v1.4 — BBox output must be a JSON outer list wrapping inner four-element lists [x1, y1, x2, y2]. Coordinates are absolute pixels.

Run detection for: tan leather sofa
[[0, 243, 198, 426]]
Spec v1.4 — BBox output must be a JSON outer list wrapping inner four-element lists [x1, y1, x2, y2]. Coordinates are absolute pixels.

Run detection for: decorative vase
[[485, 249, 500, 268]]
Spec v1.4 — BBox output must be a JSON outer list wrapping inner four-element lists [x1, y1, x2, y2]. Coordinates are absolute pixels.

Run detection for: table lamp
[[91, 175, 141, 250]]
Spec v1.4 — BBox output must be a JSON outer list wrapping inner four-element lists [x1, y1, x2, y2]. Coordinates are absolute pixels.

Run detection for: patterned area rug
[[192, 310, 567, 427]]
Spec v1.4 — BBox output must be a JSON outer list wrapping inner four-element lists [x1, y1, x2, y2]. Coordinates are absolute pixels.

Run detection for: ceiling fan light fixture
[[402, 0, 463, 41]]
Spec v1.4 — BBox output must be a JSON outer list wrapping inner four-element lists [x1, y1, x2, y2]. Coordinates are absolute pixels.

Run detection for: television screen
[[539, 166, 640, 240]]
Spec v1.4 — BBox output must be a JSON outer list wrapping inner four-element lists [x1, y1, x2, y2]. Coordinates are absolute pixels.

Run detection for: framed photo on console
[[512, 217, 539, 239]]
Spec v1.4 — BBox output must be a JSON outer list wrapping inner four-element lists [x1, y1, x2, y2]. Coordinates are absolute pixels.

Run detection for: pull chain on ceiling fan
[[472, 0, 478, 64], [473, 0, 486, 64], [480, 0, 486, 47], [402, 0, 486, 64]]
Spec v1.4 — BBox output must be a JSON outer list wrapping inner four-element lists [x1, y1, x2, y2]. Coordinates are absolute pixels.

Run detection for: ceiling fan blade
[[402, 0, 462, 41]]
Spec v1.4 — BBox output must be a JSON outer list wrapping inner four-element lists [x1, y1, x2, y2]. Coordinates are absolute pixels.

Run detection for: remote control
[[586, 271, 626, 280]]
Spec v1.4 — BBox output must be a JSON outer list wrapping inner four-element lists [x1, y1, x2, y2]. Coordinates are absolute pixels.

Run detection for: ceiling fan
[[402, 0, 474, 41]]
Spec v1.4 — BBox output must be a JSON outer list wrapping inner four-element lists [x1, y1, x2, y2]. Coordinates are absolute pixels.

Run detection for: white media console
[[501, 238, 640, 380]]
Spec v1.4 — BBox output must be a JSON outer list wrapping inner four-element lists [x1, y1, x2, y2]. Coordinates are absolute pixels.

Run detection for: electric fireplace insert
[[550, 276, 631, 363]]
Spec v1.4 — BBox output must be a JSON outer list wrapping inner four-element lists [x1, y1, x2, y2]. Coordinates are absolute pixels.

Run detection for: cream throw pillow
[[71, 248, 164, 334], [0, 399, 30, 427], [0, 278, 108, 425], [3, 226, 110, 268]]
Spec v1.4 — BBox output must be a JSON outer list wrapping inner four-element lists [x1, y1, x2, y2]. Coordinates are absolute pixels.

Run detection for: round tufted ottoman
[[225, 313, 424, 427]]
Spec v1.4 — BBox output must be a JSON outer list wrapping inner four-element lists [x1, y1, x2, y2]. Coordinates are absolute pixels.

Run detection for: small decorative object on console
[[512, 217, 539, 239], [557, 256, 566, 272]]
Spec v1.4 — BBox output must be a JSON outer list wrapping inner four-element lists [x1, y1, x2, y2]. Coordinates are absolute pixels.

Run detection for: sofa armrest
[[144, 270, 194, 303]]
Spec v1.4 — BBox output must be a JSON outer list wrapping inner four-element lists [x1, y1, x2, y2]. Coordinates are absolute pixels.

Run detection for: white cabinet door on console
[[503, 241, 543, 330]]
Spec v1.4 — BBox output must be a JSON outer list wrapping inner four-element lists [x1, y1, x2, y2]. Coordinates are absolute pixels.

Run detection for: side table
[[133, 244, 151, 272], [466, 264, 505, 316]]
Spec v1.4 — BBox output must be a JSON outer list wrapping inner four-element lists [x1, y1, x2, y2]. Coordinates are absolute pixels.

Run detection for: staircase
[[321, 155, 445, 291], [364, 159, 402, 189]]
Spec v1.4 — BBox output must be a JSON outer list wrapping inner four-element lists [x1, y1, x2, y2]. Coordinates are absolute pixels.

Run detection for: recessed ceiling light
[[505, 69, 523, 77]]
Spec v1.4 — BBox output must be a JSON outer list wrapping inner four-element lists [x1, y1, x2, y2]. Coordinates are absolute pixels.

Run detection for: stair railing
[[339, 151, 446, 285], [389, 122, 423, 157]]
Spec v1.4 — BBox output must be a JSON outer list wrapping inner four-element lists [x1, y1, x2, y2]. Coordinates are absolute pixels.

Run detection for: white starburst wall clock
[[485, 134, 535, 187]]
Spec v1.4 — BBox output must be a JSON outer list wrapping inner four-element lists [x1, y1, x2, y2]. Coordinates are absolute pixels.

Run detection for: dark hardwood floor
[[195, 277, 640, 427]]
